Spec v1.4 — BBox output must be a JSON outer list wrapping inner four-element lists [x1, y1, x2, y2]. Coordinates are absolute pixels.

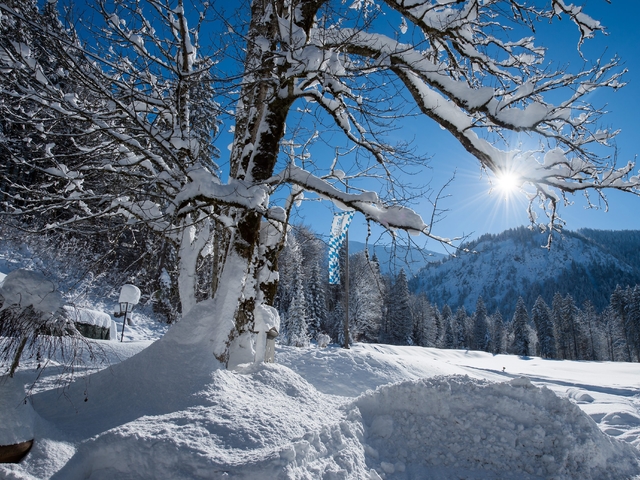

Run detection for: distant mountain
[[410, 227, 640, 319], [348, 240, 446, 276]]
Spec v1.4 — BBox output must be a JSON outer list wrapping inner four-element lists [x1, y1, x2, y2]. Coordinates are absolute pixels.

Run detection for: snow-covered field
[[2, 303, 640, 479]]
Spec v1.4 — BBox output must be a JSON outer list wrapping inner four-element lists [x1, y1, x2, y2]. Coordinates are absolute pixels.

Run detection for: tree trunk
[[177, 216, 211, 317], [9, 335, 27, 378], [217, 0, 300, 366]]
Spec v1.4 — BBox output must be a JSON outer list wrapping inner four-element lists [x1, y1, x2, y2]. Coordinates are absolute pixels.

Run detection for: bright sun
[[494, 172, 520, 195]]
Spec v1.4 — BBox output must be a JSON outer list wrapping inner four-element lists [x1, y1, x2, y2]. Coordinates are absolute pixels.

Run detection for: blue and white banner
[[328, 211, 355, 285]]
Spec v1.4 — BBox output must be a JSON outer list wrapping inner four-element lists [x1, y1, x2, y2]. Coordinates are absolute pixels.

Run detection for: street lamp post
[[113, 284, 140, 342]]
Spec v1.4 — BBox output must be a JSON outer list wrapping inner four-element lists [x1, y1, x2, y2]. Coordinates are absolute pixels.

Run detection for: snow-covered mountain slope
[[411, 227, 640, 317], [348, 241, 445, 276]]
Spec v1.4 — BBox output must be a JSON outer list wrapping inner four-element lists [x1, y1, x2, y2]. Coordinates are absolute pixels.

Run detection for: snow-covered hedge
[[63, 306, 117, 341]]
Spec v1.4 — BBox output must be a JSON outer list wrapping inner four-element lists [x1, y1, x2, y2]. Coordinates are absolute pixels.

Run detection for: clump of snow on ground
[[0, 378, 35, 446], [0, 269, 63, 315], [352, 375, 639, 479], [63, 307, 113, 330], [53, 364, 360, 480]]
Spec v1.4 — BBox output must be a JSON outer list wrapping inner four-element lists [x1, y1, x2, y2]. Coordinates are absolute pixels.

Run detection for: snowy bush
[[0, 269, 93, 377], [317, 333, 331, 348]]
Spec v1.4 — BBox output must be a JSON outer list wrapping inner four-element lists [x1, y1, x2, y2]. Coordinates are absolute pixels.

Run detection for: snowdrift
[[27, 368, 640, 479], [1, 294, 639, 479], [352, 376, 640, 479], [51, 364, 357, 480]]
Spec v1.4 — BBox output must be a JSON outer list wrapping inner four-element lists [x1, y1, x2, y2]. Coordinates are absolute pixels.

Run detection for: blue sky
[[68, 1, 640, 256], [288, 1, 640, 255]]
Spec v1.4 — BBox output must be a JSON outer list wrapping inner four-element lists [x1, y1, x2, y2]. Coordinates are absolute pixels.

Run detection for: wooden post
[[343, 180, 350, 349], [120, 303, 128, 342]]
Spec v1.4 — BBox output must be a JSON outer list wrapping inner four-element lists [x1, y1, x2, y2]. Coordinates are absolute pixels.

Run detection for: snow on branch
[[306, 10, 637, 236], [270, 164, 454, 240], [174, 169, 270, 215], [551, 0, 604, 49]]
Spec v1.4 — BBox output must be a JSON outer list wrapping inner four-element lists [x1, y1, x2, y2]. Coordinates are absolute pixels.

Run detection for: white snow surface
[[0, 378, 36, 446], [0, 255, 639, 479], [62, 307, 112, 329], [0, 269, 63, 315], [2, 318, 640, 480], [117, 284, 141, 305]]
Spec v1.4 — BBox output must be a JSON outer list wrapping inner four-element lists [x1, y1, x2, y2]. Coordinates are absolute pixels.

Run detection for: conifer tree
[[552, 292, 569, 360], [472, 297, 489, 352], [601, 305, 628, 362], [306, 261, 327, 341], [275, 233, 303, 318], [512, 297, 531, 357], [610, 285, 633, 361], [492, 310, 505, 355], [559, 294, 582, 360], [454, 306, 468, 350], [441, 304, 454, 349], [600, 307, 616, 361], [532, 296, 556, 359], [432, 304, 443, 348], [580, 299, 599, 361], [627, 286, 640, 361], [386, 269, 413, 345], [349, 251, 383, 343], [411, 293, 431, 347], [286, 274, 310, 347]]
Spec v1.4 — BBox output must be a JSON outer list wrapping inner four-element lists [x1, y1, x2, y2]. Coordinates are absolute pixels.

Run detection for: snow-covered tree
[[385, 269, 413, 345], [512, 297, 531, 357], [349, 251, 383, 343], [441, 304, 454, 349], [284, 275, 310, 347], [472, 297, 489, 352], [610, 285, 634, 361], [552, 294, 584, 360], [566, 294, 584, 360], [0, 0, 222, 319], [626, 286, 640, 361], [275, 231, 304, 318], [580, 299, 599, 361], [552, 293, 566, 359], [454, 306, 469, 350], [432, 304, 443, 348], [411, 293, 435, 347], [601, 305, 627, 362], [532, 296, 556, 359], [2, 0, 640, 367], [492, 310, 505, 355], [293, 226, 328, 339], [306, 260, 327, 341]]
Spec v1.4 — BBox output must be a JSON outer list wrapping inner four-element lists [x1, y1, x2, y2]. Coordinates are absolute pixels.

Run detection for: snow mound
[[602, 411, 640, 427], [566, 387, 595, 403], [53, 363, 361, 480], [51, 371, 640, 480], [6, 332, 640, 480], [62, 306, 112, 329], [0, 269, 62, 315], [351, 376, 640, 479], [0, 379, 35, 446]]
